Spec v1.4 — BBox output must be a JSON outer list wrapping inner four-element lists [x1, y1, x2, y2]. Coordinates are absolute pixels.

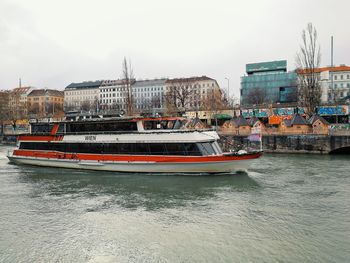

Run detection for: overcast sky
[[1, 0, 349, 97]]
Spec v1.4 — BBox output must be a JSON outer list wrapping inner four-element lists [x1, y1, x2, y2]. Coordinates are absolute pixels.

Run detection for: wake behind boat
[[7, 117, 262, 174]]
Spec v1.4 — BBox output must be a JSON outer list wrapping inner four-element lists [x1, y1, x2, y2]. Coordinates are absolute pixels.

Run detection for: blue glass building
[[240, 60, 297, 106]]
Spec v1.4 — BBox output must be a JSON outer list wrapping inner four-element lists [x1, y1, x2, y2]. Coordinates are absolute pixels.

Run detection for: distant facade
[[240, 60, 297, 106], [99, 80, 128, 112], [27, 89, 64, 117], [316, 65, 350, 103], [8, 86, 35, 118], [63, 76, 222, 115], [64, 81, 102, 112], [132, 79, 167, 113]]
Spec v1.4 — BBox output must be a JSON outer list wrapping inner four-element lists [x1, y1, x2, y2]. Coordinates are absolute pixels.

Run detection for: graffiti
[[273, 107, 305, 116], [318, 106, 348, 116], [242, 109, 269, 118]]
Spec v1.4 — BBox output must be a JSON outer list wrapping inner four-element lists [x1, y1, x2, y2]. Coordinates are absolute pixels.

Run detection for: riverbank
[[219, 134, 350, 154]]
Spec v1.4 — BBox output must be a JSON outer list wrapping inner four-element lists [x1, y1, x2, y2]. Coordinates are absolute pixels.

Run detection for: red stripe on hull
[[13, 150, 262, 163], [17, 135, 64, 142]]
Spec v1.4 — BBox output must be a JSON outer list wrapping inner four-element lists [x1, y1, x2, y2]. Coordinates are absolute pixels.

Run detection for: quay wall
[[218, 134, 350, 154]]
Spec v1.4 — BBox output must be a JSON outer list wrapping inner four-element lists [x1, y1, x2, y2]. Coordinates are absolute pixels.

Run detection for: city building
[[165, 76, 222, 112], [240, 60, 298, 106], [27, 89, 64, 117], [64, 81, 102, 112], [64, 76, 222, 116], [8, 86, 35, 119], [132, 79, 167, 113], [99, 79, 129, 112], [316, 65, 350, 102]]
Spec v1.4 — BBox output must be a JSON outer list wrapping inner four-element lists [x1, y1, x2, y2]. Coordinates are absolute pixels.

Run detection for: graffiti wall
[[318, 106, 348, 116]]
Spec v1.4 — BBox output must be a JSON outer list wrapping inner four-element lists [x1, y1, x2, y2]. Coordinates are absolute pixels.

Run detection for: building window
[[341, 75, 343, 80], [347, 83, 350, 88], [334, 75, 337, 80]]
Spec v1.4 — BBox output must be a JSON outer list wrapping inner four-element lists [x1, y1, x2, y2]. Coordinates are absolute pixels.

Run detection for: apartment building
[[317, 65, 350, 102], [132, 79, 167, 112], [64, 81, 101, 111], [27, 89, 64, 117]]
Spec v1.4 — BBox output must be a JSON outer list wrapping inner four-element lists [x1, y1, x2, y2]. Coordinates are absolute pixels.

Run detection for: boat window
[[173, 120, 183, 129], [58, 123, 65, 133], [66, 121, 137, 133], [211, 141, 222, 154], [31, 123, 54, 134], [134, 143, 151, 154], [19, 142, 204, 156], [183, 143, 202, 156], [197, 142, 216, 155], [165, 143, 186, 155], [149, 143, 166, 155], [118, 143, 135, 154]]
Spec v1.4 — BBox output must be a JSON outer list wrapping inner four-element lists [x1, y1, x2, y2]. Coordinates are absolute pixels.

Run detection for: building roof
[[247, 116, 260, 126], [101, 79, 132, 87], [11, 86, 33, 95], [101, 79, 124, 86], [283, 119, 292, 127], [231, 116, 249, 126], [246, 60, 287, 74], [133, 79, 167, 87], [166, 76, 214, 84], [297, 65, 350, 74], [65, 80, 103, 90], [184, 118, 205, 128], [308, 114, 329, 125], [290, 114, 309, 126], [28, 89, 64, 97]]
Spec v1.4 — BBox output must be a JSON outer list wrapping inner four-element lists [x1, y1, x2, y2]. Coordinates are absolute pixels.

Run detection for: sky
[[1, 0, 349, 98]]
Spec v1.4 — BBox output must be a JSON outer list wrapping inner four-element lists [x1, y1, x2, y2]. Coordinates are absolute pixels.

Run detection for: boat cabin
[[29, 117, 188, 135]]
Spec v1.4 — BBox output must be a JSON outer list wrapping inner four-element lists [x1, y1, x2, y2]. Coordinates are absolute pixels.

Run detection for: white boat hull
[[8, 155, 252, 174]]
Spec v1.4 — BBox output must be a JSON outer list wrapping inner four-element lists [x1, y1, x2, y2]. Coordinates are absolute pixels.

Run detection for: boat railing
[[28, 128, 216, 136]]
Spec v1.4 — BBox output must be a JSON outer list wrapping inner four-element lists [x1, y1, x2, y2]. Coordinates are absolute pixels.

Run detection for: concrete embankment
[[219, 134, 350, 154]]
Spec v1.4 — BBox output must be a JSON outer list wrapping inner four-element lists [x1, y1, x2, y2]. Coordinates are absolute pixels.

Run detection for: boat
[[7, 117, 262, 174]]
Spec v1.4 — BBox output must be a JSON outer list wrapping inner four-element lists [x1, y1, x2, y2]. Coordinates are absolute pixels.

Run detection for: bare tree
[[92, 97, 100, 113], [221, 89, 237, 110], [200, 88, 226, 111], [165, 80, 194, 114], [28, 103, 40, 116], [8, 90, 27, 121], [296, 23, 321, 115], [81, 100, 92, 112], [151, 95, 162, 109], [0, 91, 10, 135], [122, 57, 135, 116]]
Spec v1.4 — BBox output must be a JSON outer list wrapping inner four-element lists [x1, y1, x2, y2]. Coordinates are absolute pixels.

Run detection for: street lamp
[[225, 77, 230, 98], [225, 77, 230, 103]]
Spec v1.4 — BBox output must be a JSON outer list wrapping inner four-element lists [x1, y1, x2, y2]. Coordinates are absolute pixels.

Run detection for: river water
[[0, 145, 349, 263]]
